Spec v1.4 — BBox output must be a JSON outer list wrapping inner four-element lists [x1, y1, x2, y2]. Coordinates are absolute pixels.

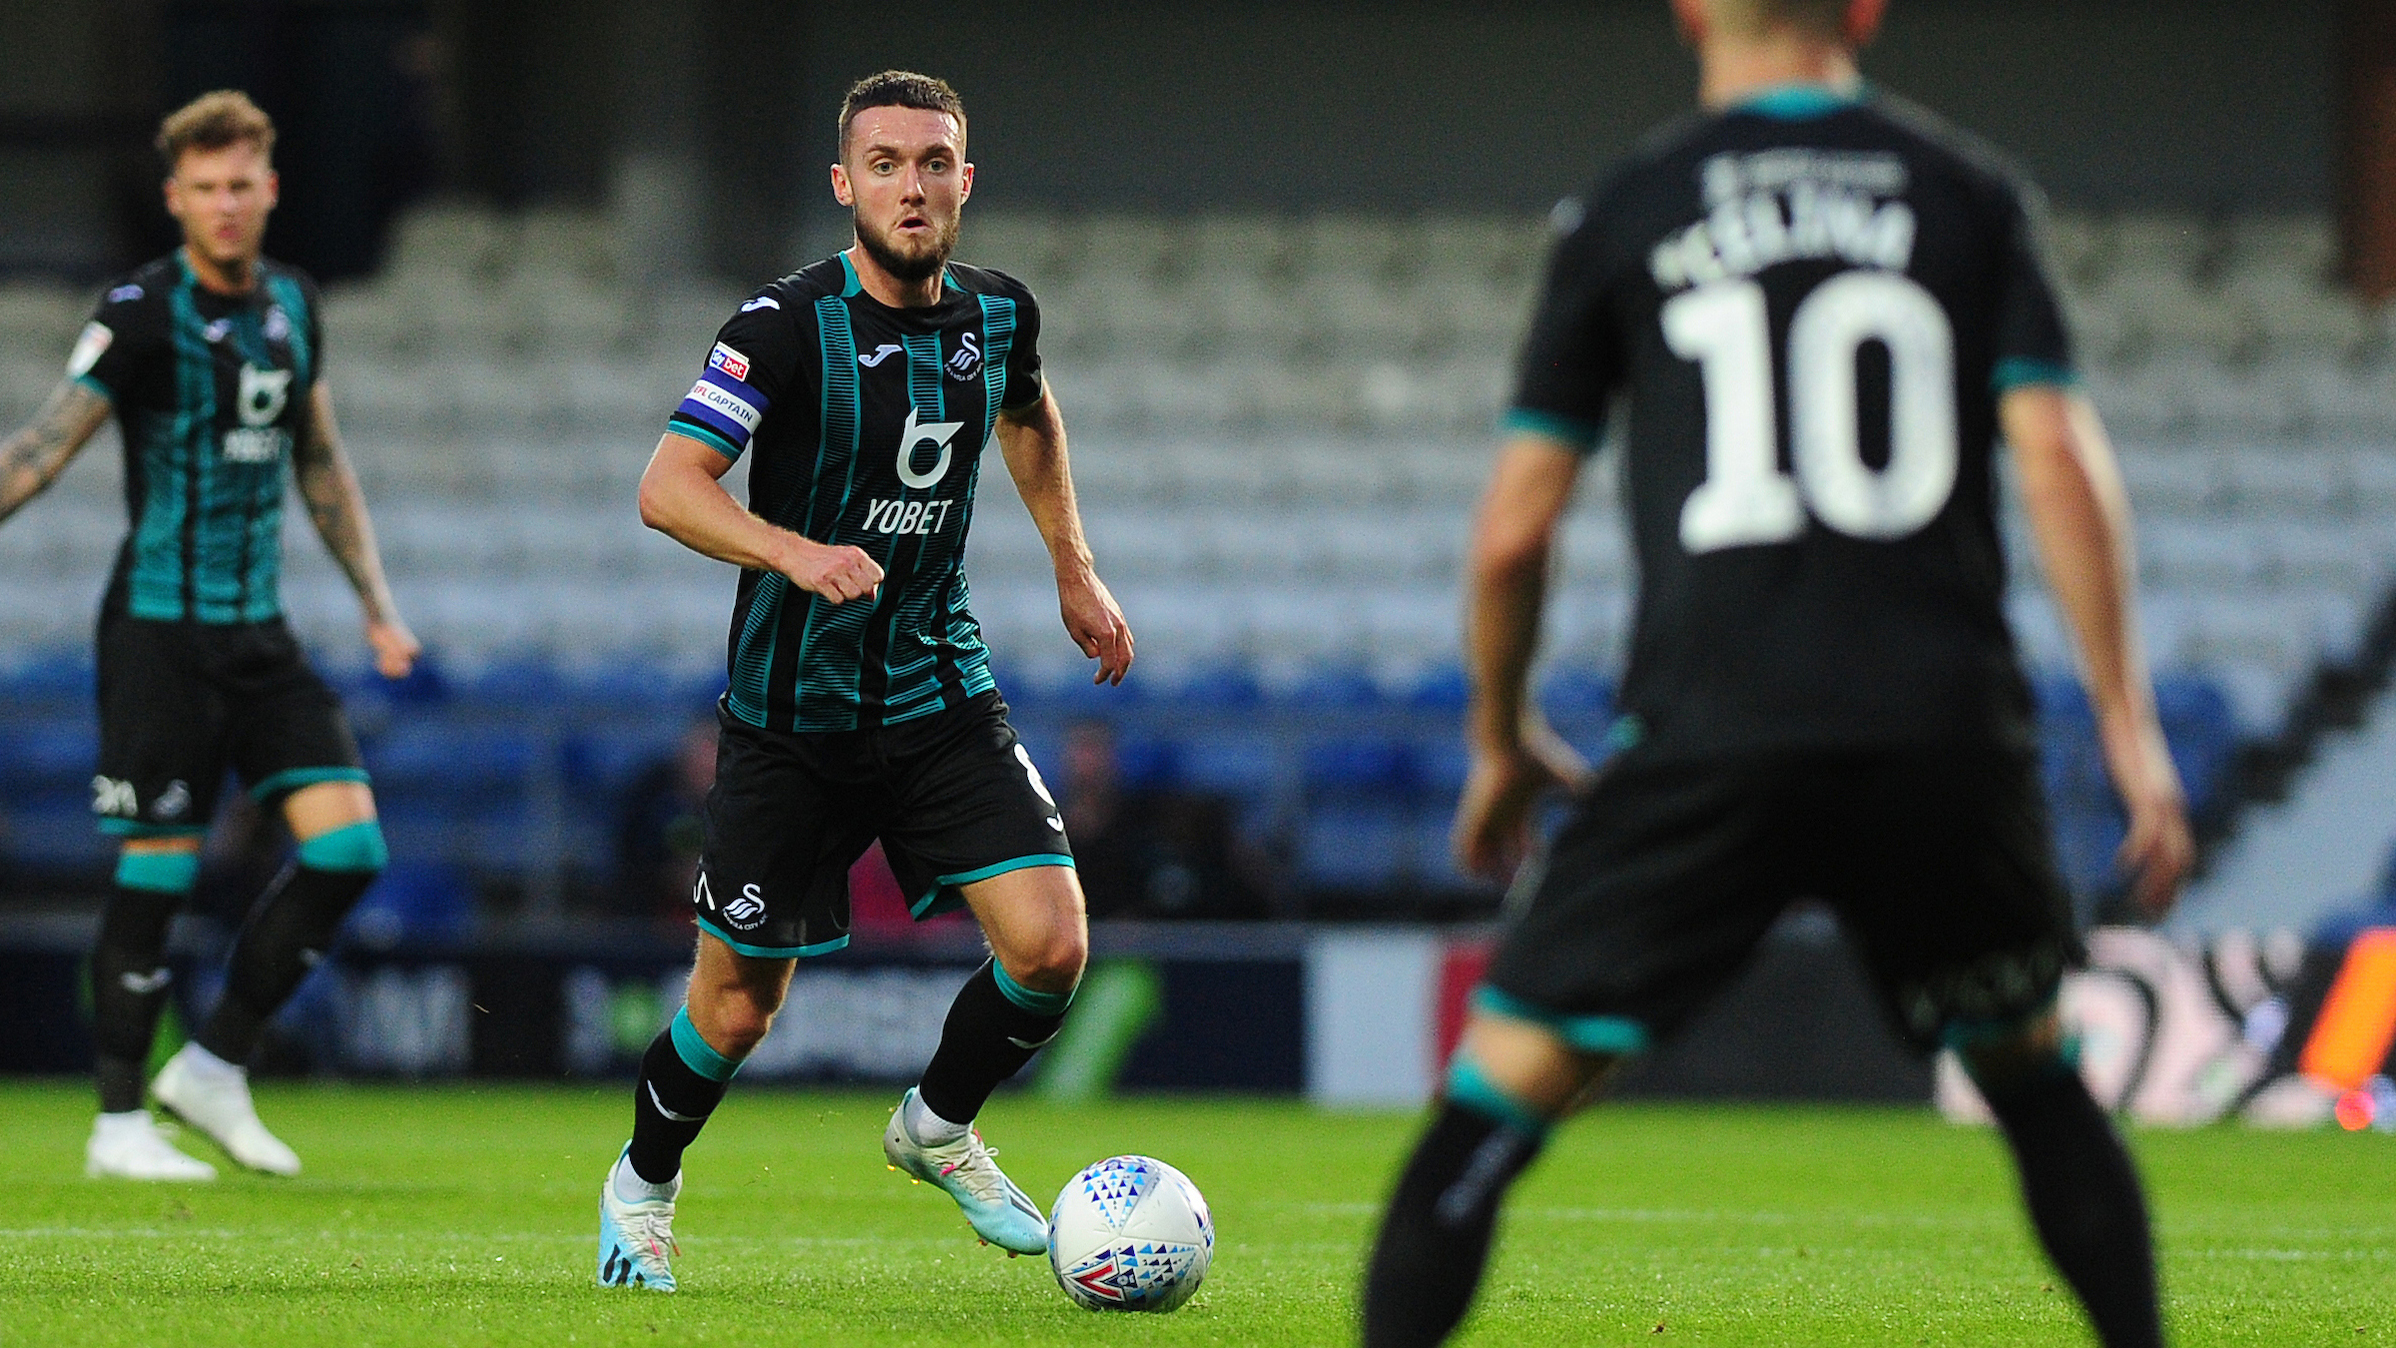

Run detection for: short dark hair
[[837, 70, 966, 158], [156, 90, 275, 172]]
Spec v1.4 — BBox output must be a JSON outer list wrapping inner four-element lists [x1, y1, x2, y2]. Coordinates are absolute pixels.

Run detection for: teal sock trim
[[114, 850, 199, 894], [669, 1005, 742, 1083], [1444, 1056, 1552, 1138], [296, 820, 388, 873], [992, 959, 1077, 1016], [1469, 986, 1650, 1054], [1940, 998, 2062, 1051]]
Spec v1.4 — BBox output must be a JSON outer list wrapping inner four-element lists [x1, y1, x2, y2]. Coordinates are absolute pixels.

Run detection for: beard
[[854, 208, 957, 284]]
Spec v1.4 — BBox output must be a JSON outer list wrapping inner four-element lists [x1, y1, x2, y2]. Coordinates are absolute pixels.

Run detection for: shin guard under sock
[[915, 959, 1073, 1127], [1983, 1066, 2164, 1348], [197, 822, 384, 1064], [92, 855, 196, 1113], [1363, 1065, 1548, 1348], [627, 1006, 738, 1184]]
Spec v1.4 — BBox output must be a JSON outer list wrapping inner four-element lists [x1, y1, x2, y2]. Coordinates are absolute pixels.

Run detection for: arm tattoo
[[0, 381, 110, 525], [290, 386, 399, 623]]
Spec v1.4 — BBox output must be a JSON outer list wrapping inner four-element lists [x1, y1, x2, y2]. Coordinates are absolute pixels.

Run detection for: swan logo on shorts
[[152, 779, 192, 821], [723, 883, 767, 930], [92, 775, 137, 817]]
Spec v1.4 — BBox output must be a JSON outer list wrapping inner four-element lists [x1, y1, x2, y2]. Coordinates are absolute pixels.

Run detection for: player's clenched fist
[[785, 539, 884, 604]]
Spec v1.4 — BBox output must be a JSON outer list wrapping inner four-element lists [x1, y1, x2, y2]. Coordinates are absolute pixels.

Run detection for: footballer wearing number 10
[[1365, 2, 2192, 1346]]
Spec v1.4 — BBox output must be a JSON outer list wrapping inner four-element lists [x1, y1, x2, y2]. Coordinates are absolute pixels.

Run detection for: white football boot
[[2242, 1073, 2340, 1129], [882, 1088, 1048, 1255], [86, 1110, 217, 1181], [597, 1147, 679, 1292], [152, 1042, 302, 1175]]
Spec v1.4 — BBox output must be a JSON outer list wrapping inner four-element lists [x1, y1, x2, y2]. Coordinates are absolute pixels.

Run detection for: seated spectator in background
[[1058, 720, 1273, 920], [613, 719, 716, 925]]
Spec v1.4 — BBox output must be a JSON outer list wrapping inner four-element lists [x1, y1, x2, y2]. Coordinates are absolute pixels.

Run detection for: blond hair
[[1706, 0, 1849, 39], [156, 90, 275, 172]]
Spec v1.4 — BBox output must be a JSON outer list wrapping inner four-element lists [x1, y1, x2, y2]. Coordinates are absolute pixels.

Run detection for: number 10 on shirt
[[1664, 269, 1959, 555]]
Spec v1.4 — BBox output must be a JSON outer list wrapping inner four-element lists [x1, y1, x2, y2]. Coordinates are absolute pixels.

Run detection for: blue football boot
[[596, 1145, 679, 1292], [882, 1088, 1048, 1255]]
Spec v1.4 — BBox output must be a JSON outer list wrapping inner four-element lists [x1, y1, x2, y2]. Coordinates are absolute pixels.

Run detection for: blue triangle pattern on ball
[[1079, 1155, 1156, 1229]]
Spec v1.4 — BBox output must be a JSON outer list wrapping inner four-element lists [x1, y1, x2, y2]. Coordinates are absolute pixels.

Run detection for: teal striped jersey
[[71, 252, 322, 624], [665, 254, 1044, 733]]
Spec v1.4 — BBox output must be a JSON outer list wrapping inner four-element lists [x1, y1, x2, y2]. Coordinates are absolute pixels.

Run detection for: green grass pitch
[[3, 1080, 2387, 1346]]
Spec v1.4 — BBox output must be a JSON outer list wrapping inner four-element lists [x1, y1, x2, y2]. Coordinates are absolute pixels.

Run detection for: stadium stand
[[0, 206, 2389, 917]]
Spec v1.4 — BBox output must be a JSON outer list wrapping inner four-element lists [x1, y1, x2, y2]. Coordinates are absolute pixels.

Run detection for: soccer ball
[[1047, 1155, 1214, 1312]]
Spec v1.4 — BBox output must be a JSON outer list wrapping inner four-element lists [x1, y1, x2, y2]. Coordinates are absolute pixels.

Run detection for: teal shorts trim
[[97, 819, 208, 840], [1501, 407, 1603, 452], [249, 765, 371, 801], [1471, 985, 1652, 1055], [694, 914, 851, 960], [1991, 356, 2080, 393], [908, 853, 1075, 920]]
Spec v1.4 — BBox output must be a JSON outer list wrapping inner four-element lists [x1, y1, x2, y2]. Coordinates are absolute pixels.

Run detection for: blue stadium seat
[[1176, 663, 1265, 708], [0, 721, 98, 795], [340, 653, 451, 707], [362, 721, 545, 818], [0, 653, 93, 700], [1302, 740, 1415, 796], [560, 726, 682, 802], [1405, 663, 1470, 710], [342, 859, 475, 949], [1114, 738, 1182, 790], [1295, 805, 1415, 889], [458, 657, 564, 708], [1175, 737, 1285, 799], [1540, 668, 1614, 721], [1283, 666, 1382, 709], [1414, 739, 1473, 797]]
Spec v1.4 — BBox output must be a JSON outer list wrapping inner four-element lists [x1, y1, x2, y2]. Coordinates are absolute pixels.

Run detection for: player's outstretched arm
[[637, 431, 883, 603], [1455, 436, 1591, 880], [293, 383, 419, 678], [0, 379, 110, 527], [2003, 386, 2192, 916], [995, 385, 1132, 685]]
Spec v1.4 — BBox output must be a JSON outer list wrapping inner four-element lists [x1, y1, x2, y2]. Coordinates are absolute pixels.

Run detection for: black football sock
[[626, 1006, 738, 1185], [92, 854, 196, 1113], [1982, 1064, 2164, 1348], [1362, 1063, 1549, 1348], [914, 959, 1074, 1129], [197, 822, 384, 1064]]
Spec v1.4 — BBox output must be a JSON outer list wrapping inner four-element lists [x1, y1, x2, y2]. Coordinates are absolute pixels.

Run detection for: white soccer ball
[[1047, 1155, 1214, 1312]]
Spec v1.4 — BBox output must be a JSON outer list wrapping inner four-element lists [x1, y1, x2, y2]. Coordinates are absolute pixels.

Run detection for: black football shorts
[[1480, 742, 2082, 1054], [93, 613, 368, 838], [693, 691, 1075, 957]]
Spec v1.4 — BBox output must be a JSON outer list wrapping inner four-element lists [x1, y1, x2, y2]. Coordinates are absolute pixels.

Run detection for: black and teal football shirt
[[1510, 88, 2075, 760], [70, 251, 323, 625], [665, 254, 1044, 733]]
